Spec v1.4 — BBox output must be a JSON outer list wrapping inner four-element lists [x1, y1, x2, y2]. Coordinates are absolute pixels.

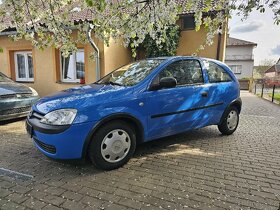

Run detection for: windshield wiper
[[98, 81, 123, 86], [108, 81, 123, 86]]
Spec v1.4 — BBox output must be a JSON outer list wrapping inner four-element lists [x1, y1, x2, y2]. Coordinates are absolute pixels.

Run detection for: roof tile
[[227, 37, 257, 46]]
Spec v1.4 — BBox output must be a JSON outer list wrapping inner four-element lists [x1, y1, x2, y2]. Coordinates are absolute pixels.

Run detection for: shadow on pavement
[[0, 117, 27, 125]]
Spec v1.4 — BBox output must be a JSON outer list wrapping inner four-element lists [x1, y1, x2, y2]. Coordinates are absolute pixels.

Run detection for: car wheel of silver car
[[218, 106, 239, 135], [88, 120, 136, 170]]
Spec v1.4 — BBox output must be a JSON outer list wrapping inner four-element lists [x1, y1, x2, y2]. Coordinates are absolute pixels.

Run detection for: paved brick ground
[[0, 91, 280, 210]]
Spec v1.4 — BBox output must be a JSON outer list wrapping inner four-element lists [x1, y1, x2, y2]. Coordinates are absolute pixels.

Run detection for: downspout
[[87, 24, 100, 80], [216, 32, 222, 61]]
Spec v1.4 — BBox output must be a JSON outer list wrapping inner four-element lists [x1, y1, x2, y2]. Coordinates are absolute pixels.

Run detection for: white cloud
[[231, 20, 264, 33], [271, 45, 280, 55]]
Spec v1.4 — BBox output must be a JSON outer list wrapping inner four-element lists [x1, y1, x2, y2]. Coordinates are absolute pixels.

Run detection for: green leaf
[[85, 0, 93, 7], [131, 32, 137, 39]]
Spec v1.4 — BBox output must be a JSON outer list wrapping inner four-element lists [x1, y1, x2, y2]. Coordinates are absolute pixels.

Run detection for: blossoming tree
[[0, 0, 279, 56]]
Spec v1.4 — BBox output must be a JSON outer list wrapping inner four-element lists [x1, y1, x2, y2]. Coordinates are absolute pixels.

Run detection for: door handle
[[201, 92, 208, 97]]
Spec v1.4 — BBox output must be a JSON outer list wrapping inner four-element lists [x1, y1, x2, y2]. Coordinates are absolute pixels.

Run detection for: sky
[[229, 8, 280, 66]]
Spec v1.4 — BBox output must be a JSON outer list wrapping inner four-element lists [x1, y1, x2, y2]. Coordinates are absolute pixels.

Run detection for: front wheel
[[218, 106, 239, 135], [88, 120, 136, 170]]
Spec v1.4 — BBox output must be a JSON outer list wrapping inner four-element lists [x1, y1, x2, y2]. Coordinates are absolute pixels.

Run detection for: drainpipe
[[216, 32, 222, 61], [87, 24, 100, 80]]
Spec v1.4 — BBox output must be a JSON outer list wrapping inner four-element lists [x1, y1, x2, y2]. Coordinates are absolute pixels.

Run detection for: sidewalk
[[0, 91, 279, 210]]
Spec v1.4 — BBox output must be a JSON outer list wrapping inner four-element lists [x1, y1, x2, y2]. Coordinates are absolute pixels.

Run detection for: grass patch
[[269, 93, 280, 102]]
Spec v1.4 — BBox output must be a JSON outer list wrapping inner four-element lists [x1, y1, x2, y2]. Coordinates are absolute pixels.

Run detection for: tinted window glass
[[204, 61, 232, 83], [159, 60, 204, 86], [98, 59, 163, 86], [182, 16, 195, 30]]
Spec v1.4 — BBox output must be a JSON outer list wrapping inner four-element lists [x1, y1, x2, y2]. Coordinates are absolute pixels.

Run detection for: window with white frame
[[229, 65, 242, 74], [14, 51, 34, 82], [60, 50, 85, 83]]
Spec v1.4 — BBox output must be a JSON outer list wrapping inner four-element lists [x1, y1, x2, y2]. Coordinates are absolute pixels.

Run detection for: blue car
[[26, 57, 241, 170]]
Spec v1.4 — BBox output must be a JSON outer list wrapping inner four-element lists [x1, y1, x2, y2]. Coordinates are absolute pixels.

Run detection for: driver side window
[[158, 59, 204, 86]]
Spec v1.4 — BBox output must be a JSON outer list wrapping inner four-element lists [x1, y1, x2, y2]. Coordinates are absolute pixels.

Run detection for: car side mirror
[[149, 77, 177, 91], [159, 77, 177, 89]]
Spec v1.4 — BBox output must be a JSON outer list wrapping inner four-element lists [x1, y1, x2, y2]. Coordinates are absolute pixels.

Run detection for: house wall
[[0, 34, 105, 96], [225, 45, 255, 79], [103, 39, 133, 75], [226, 60, 254, 79], [0, 25, 228, 96], [177, 27, 226, 61], [265, 72, 276, 78], [226, 45, 254, 57]]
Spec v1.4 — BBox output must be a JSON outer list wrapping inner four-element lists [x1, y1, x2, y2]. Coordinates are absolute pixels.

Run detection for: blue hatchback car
[[26, 56, 241, 170]]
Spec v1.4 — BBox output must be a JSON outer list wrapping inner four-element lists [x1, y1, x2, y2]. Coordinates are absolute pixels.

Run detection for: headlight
[[29, 87, 38, 96], [40, 109, 77, 125]]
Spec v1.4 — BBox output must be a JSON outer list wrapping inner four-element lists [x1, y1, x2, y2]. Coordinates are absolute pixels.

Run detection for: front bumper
[[0, 96, 39, 121], [26, 117, 96, 159], [0, 110, 30, 121]]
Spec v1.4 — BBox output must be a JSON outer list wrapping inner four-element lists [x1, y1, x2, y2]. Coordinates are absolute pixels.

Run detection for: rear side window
[[159, 59, 204, 86], [205, 61, 232, 83]]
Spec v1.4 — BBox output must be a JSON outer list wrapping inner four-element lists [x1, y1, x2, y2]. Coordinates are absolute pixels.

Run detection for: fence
[[253, 79, 280, 105]]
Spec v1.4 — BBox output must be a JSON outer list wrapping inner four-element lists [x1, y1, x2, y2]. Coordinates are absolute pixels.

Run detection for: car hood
[[34, 84, 133, 114], [0, 82, 32, 95]]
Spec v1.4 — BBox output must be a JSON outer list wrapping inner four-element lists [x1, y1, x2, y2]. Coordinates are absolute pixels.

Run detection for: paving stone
[[62, 199, 86, 210], [0, 188, 12, 198], [6, 192, 29, 204], [61, 191, 84, 201], [22, 197, 47, 209], [0, 91, 280, 210], [43, 186, 66, 196], [41, 194, 66, 206], [42, 204, 62, 210]]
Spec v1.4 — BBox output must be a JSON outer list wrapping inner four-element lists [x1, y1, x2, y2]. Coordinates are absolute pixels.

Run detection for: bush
[[130, 25, 181, 58], [142, 25, 181, 57]]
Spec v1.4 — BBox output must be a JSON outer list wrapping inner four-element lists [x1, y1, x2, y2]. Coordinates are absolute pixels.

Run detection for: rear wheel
[[218, 106, 239, 135], [88, 120, 136, 170]]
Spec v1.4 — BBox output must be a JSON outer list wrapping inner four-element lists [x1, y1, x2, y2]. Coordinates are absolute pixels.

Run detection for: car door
[[201, 60, 238, 126], [145, 59, 210, 140]]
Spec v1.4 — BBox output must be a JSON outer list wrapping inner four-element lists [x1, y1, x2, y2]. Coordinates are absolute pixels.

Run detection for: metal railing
[[253, 79, 280, 104]]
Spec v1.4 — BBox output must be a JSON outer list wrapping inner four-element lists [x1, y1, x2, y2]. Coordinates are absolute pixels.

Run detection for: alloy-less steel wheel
[[218, 106, 239, 135], [88, 120, 136, 170]]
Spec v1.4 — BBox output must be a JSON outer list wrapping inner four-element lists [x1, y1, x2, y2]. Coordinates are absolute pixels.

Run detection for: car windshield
[[97, 59, 164, 86], [0, 73, 12, 82]]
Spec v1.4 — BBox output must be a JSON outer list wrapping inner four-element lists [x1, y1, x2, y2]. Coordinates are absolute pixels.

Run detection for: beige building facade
[[0, 15, 227, 96]]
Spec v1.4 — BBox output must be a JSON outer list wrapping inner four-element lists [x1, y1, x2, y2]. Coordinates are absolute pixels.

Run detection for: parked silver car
[[0, 72, 39, 121]]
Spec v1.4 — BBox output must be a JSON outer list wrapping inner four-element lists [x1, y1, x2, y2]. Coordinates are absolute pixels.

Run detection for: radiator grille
[[34, 138, 56, 154], [0, 94, 16, 99], [0, 93, 33, 99], [0, 106, 31, 116]]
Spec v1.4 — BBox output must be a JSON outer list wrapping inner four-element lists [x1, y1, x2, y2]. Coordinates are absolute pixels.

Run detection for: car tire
[[218, 106, 239, 135], [88, 120, 136, 170]]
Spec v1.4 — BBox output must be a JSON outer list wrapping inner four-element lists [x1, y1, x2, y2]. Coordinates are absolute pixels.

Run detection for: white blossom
[[0, 0, 279, 56]]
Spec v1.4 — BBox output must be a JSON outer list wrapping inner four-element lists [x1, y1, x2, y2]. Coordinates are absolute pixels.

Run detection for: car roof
[[146, 56, 225, 62], [146, 56, 203, 61]]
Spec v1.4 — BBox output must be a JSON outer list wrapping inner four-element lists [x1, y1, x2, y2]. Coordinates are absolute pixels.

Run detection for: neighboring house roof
[[265, 59, 280, 73], [227, 37, 257, 47], [265, 66, 277, 73]]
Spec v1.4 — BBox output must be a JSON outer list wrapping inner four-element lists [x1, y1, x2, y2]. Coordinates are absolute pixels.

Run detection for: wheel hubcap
[[227, 110, 238, 131], [101, 129, 131, 163]]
